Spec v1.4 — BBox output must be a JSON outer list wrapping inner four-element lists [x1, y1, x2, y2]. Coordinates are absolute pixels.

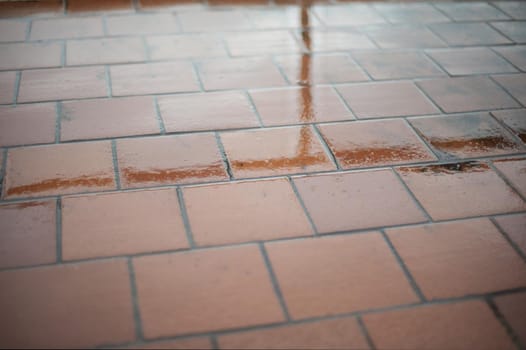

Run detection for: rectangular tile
[[429, 22, 511, 46], [106, 13, 179, 35], [224, 30, 300, 56], [363, 24, 446, 49], [178, 10, 252, 32], [493, 157, 526, 197], [0, 42, 61, 70], [0, 71, 16, 104], [494, 292, 526, 347], [0, 103, 56, 146], [493, 73, 526, 106], [30, 17, 104, 40], [312, 4, 385, 26], [67, 37, 146, 65], [146, 34, 227, 60], [0, 20, 27, 42], [492, 109, 526, 143], [372, 3, 450, 23]]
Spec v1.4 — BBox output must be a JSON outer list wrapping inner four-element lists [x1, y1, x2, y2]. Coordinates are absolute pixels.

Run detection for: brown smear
[[2, 201, 48, 210], [232, 153, 328, 171], [399, 161, 491, 175], [122, 164, 226, 184], [427, 136, 520, 154], [334, 146, 432, 167], [6, 176, 114, 197]]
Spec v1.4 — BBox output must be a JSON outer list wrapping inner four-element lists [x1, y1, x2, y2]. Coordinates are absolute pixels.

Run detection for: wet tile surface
[[409, 113, 523, 159], [2, 1, 526, 348], [319, 119, 436, 168]]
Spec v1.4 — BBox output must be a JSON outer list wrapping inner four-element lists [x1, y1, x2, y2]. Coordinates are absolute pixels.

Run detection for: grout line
[[141, 36, 151, 61], [111, 140, 122, 190], [421, 50, 453, 78], [13, 71, 21, 105], [345, 52, 375, 82], [153, 96, 166, 134], [215, 132, 233, 180], [63, 0, 68, 14], [104, 65, 113, 97], [489, 74, 525, 108], [380, 229, 427, 302], [132, 0, 140, 12], [191, 61, 205, 92], [0, 148, 8, 196], [413, 80, 446, 114], [25, 20, 32, 42], [101, 15, 109, 36], [55, 102, 62, 143], [176, 187, 196, 248], [244, 90, 264, 127], [287, 176, 319, 235], [61, 40, 67, 67], [356, 315, 376, 350], [487, 160, 526, 202], [311, 124, 340, 170], [486, 297, 524, 350], [487, 111, 526, 152], [270, 55, 292, 85], [56, 197, 63, 263], [210, 335, 219, 350], [258, 243, 291, 321], [487, 21, 517, 45], [490, 216, 526, 264], [402, 117, 442, 160], [330, 84, 358, 118], [390, 167, 434, 222], [490, 46, 524, 73], [127, 258, 145, 341]]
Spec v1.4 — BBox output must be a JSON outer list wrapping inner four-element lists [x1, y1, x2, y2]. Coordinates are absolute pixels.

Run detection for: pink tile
[[0, 42, 62, 70], [493, 157, 526, 197], [30, 17, 104, 40], [0, 103, 56, 146], [0, 71, 16, 104], [0, 20, 27, 42]]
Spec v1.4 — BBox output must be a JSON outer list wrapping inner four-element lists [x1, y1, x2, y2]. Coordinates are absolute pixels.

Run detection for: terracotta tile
[[491, 21, 526, 43], [493, 74, 526, 106], [306, 30, 376, 52], [364, 301, 515, 350], [158, 91, 259, 132], [178, 10, 252, 32], [132, 245, 284, 338], [197, 57, 287, 90], [312, 4, 385, 26], [221, 126, 334, 178], [67, 37, 146, 65], [225, 30, 300, 56], [294, 170, 426, 233], [417, 76, 519, 113], [30, 17, 104, 40], [387, 218, 526, 299], [62, 189, 188, 260], [129, 337, 212, 349], [61, 96, 159, 141], [409, 113, 523, 159], [0, 200, 56, 269], [183, 178, 312, 246], [139, 0, 203, 9], [117, 134, 227, 188], [396, 162, 526, 220], [427, 47, 517, 76], [67, 0, 133, 12], [363, 24, 446, 49], [352, 51, 444, 80], [250, 86, 352, 126], [494, 45, 526, 71], [266, 233, 418, 319], [373, 3, 450, 23], [110, 62, 199, 96], [0, 20, 27, 42], [218, 317, 369, 349], [0, 42, 61, 70], [146, 34, 227, 60], [494, 2, 526, 20], [434, 2, 510, 21], [274, 53, 369, 85], [246, 8, 322, 29], [3, 142, 115, 199], [0, 260, 135, 349], [0, 71, 16, 104], [495, 292, 526, 345], [429, 22, 511, 46], [0, 0, 62, 18], [319, 119, 436, 169], [0, 103, 56, 146], [493, 157, 526, 197], [18, 66, 108, 103], [106, 13, 179, 35], [337, 81, 438, 119], [494, 213, 526, 257]]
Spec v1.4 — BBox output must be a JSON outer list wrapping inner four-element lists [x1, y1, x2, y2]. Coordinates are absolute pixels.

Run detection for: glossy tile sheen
[[106, 13, 179, 35], [3, 142, 115, 199], [0, 71, 16, 104], [409, 113, 523, 159], [178, 10, 252, 32], [387, 218, 526, 299], [307, 30, 376, 51], [494, 2, 526, 20], [312, 4, 385, 26], [494, 213, 526, 257], [0, 200, 56, 269], [319, 119, 436, 169], [363, 24, 446, 49], [62, 189, 188, 260], [364, 301, 515, 350], [397, 162, 526, 220], [133, 245, 284, 338], [66, 37, 146, 65], [434, 2, 510, 21], [494, 45, 526, 71], [266, 233, 418, 319], [246, 7, 323, 29], [493, 74, 526, 106], [146, 34, 227, 60], [30, 17, 104, 40], [0, 42, 62, 70], [250, 86, 353, 126], [493, 157, 526, 197], [491, 21, 526, 44], [372, 3, 450, 24], [117, 134, 227, 188], [429, 22, 511, 46], [0, 103, 56, 146], [293, 170, 426, 233], [221, 126, 334, 178], [158, 91, 259, 132], [224, 30, 300, 56]]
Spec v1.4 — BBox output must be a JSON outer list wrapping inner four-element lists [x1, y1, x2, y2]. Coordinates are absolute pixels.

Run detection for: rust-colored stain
[[1, 201, 48, 210], [334, 145, 431, 167], [427, 136, 519, 155], [518, 132, 526, 143], [6, 176, 114, 197], [122, 164, 226, 184], [493, 156, 526, 163], [231, 153, 328, 171], [399, 161, 491, 175]]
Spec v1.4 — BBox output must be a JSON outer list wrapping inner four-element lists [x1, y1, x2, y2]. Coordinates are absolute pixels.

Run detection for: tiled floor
[[0, 0, 525, 349]]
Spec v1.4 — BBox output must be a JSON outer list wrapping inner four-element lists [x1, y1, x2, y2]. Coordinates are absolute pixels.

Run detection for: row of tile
[[1, 162, 525, 268], [1, 221, 525, 348]]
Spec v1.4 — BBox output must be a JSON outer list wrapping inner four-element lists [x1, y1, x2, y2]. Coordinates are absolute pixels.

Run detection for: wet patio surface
[[0, 0, 525, 348]]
